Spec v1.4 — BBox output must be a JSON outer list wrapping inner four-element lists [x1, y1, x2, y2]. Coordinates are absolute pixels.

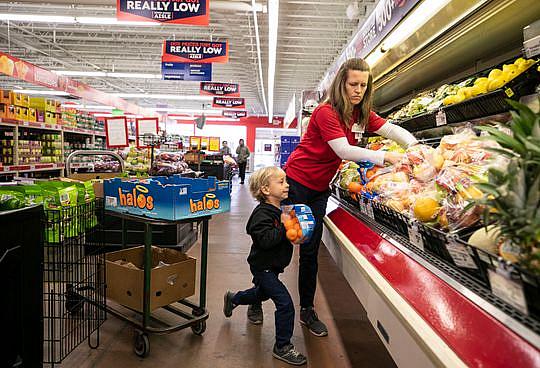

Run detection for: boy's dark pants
[[232, 269, 294, 348]]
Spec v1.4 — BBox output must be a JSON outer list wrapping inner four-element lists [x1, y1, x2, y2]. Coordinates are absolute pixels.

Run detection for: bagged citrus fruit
[[281, 204, 316, 244]]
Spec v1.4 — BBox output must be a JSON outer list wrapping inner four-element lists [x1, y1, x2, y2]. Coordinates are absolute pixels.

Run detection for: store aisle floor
[[61, 177, 396, 368]]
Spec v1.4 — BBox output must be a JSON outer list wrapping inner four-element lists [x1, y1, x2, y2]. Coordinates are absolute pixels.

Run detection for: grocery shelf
[[0, 118, 104, 136], [388, 61, 540, 132], [0, 163, 64, 174]]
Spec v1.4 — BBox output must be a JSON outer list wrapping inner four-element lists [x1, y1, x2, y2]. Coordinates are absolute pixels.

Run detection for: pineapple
[[474, 99, 540, 274]]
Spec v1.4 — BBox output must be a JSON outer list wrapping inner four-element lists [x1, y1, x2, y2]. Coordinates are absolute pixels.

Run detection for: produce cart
[[104, 210, 211, 358]]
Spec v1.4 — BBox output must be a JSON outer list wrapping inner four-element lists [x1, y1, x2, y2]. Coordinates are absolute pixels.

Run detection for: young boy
[[223, 166, 307, 366]]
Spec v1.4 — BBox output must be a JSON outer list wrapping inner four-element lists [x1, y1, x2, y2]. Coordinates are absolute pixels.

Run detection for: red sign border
[[116, 0, 210, 26], [135, 117, 159, 149], [105, 116, 129, 148], [200, 82, 240, 97], [212, 97, 246, 109], [162, 40, 228, 64]]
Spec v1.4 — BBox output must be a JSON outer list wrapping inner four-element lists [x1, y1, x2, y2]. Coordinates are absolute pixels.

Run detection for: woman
[[248, 58, 418, 335]]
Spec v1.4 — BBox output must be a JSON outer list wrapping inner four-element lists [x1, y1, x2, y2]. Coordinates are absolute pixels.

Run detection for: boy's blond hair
[[249, 166, 285, 202]]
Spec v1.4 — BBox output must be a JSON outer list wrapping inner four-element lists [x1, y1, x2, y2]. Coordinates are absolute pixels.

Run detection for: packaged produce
[[281, 204, 315, 244], [0, 188, 25, 211]]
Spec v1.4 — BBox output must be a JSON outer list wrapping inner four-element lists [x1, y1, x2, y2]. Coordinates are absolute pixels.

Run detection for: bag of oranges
[[281, 204, 315, 244]]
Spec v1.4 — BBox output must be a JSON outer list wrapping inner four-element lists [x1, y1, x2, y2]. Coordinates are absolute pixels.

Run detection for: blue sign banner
[[161, 62, 212, 81]]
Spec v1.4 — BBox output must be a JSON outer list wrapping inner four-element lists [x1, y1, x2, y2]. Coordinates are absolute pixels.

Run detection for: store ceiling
[[0, 1, 375, 116]]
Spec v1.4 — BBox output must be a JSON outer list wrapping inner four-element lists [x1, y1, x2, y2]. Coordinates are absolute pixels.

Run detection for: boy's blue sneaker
[[272, 343, 307, 366], [223, 291, 237, 318], [247, 304, 263, 325]]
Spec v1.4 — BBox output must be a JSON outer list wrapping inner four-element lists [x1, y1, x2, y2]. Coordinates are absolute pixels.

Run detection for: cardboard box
[[45, 110, 56, 125], [16, 106, 28, 121], [27, 107, 37, 122], [104, 175, 231, 220], [29, 97, 46, 110], [106, 246, 196, 312], [14, 92, 29, 107], [0, 89, 10, 104]]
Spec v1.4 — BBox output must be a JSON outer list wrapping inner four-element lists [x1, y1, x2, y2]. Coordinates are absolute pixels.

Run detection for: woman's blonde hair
[[325, 58, 373, 129], [249, 166, 284, 202]]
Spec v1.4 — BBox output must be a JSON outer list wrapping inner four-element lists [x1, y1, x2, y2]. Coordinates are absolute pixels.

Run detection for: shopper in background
[[223, 166, 307, 366], [220, 140, 231, 156], [236, 138, 250, 184], [250, 58, 418, 337]]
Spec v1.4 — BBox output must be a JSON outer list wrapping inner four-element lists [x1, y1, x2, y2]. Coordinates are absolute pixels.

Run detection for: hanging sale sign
[[212, 97, 245, 109], [117, 0, 209, 26], [162, 62, 212, 81], [136, 117, 159, 148], [209, 137, 220, 151], [162, 40, 228, 63], [105, 117, 129, 148], [222, 110, 247, 119], [200, 82, 239, 97]]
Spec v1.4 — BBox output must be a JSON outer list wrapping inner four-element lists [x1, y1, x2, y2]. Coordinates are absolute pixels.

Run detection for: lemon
[[514, 57, 526, 66], [487, 78, 505, 91], [488, 68, 503, 79], [413, 198, 440, 223], [474, 77, 489, 85], [443, 95, 457, 105], [469, 85, 483, 97]]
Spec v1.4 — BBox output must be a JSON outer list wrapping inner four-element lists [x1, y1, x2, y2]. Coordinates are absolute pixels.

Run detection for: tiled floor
[[59, 177, 396, 367]]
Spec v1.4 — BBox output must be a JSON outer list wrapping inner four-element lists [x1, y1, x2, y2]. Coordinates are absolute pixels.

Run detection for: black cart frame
[[104, 210, 211, 357]]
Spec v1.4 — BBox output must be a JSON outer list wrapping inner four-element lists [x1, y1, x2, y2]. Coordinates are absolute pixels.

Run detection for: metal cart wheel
[[133, 330, 150, 357], [191, 320, 206, 335]]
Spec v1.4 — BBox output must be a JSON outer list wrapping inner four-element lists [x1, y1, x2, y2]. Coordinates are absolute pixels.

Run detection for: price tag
[[504, 88, 514, 98], [488, 268, 528, 314], [446, 239, 478, 269], [407, 221, 424, 250], [22, 121, 29, 126], [335, 187, 341, 200], [365, 200, 374, 219], [436, 109, 447, 126]]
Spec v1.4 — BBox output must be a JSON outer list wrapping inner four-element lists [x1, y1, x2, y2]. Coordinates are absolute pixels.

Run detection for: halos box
[[104, 175, 230, 220], [281, 204, 316, 244]]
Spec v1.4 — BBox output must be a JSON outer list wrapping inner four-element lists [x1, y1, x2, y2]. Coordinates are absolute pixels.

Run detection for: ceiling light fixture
[[114, 93, 213, 101], [14, 89, 70, 96], [169, 116, 240, 122], [54, 70, 162, 79], [61, 104, 115, 110], [152, 108, 224, 115], [252, 0, 268, 115], [382, 0, 452, 49], [267, 0, 279, 124]]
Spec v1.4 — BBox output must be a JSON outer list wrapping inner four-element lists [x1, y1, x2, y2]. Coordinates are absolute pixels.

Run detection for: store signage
[[161, 62, 212, 81], [319, 0, 420, 92], [190, 136, 201, 150], [0, 52, 153, 116], [117, 0, 209, 26], [105, 117, 129, 148], [136, 117, 159, 148], [162, 40, 228, 63], [209, 137, 220, 151], [200, 82, 239, 96], [200, 137, 209, 150], [222, 110, 247, 119], [212, 97, 245, 109]]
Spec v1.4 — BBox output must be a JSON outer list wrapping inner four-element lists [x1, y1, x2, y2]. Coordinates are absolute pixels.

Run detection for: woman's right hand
[[383, 151, 404, 165]]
